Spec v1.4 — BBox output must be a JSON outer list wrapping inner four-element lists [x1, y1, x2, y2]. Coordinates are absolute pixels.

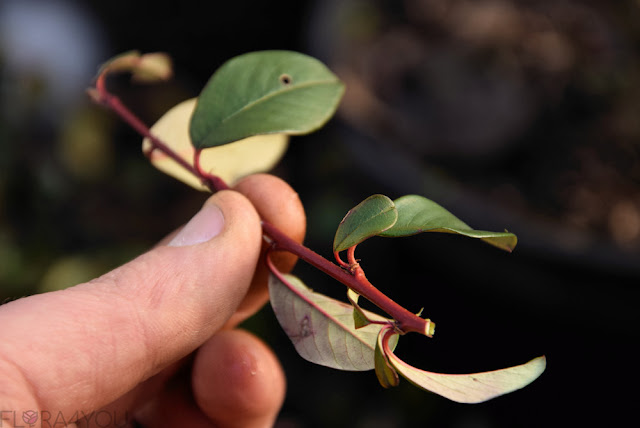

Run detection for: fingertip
[[206, 189, 263, 245], [192, 330, 286, 428], [228, 174, 306, 325], [234, 173, 306, 247]]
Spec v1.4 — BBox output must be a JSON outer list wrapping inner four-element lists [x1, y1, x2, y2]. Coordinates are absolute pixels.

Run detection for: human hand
[[0, 174, 306, 428]]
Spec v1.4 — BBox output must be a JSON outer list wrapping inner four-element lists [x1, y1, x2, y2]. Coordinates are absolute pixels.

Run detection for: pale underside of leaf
[[268, 271, 396, 371], [383, 334, 546, 403], [380, 195, 517, 252], [142, 98, 288, 190]]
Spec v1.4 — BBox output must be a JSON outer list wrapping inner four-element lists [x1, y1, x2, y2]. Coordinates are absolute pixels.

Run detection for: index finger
[[224, 173, 307, 327]]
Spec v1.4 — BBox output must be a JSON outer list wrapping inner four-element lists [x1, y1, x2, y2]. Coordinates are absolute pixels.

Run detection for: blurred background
[[1, 0, 639, 426]]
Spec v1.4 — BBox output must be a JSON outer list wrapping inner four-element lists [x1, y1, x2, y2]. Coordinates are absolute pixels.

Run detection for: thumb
[[0, 190, 263, 419]]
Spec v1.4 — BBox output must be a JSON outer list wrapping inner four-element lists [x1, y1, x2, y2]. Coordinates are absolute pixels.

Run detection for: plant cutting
[[88, 50, 545, 404]]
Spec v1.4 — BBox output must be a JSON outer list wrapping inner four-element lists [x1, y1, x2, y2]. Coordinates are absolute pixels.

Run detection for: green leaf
[[190, 50, 345, 149], [142, 98, 288, 190], [347, 289, 370, 329], [383, 335, 546, 403], [333, 194, 398, 252], [380, 195, 517, 252], [374, 328, 400, 388], [268, 271, 395, 371]]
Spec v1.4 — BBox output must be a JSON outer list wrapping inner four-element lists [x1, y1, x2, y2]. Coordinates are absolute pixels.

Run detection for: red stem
[[94, 90, 197, 179], [92, 71, 431, 336], [262, 221, 430, 335], [193, 149, 231, 191]]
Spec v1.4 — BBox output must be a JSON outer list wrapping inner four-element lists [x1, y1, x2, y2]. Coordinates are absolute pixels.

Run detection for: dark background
[[2, 0, 639, 426]]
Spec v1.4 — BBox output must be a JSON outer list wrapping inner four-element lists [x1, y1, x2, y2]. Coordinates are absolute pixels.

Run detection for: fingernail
[[169, 202, 225, 247]]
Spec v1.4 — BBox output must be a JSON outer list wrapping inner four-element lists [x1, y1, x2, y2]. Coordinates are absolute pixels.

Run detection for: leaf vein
[[220, 79, 339, 124]]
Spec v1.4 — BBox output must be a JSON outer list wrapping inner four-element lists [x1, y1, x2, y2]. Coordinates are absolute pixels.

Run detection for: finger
[[0, 190, 263, 420], [131, 364, 215, 428], [98, 174, 304, 420], [134, 329, 285, 428], [192, 329, 286, 428], [74, 357, 187, 427], [78, 174, 305, 418], [227, 173, 306, 326]]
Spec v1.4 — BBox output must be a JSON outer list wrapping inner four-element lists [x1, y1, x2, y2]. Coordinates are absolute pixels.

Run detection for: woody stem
[[91, 74, 432, 336]]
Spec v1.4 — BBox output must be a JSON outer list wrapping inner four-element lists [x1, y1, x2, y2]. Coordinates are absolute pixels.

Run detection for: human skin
[[0, 173, 306, 428]]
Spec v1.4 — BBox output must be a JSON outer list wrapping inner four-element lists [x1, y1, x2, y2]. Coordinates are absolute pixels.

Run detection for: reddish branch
[[91, 72, 432, 337]]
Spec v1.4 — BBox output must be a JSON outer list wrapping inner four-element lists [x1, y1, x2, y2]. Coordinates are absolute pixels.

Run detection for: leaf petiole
[[193, 148, 230, 192]]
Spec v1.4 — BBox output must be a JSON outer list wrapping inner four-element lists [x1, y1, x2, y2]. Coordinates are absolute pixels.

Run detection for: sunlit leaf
[[268, 270, 397, 371], [380, 195, 517, 252], [190, 50, 345, 149], [374, 327, 400, 388], [333, 194, 398, 252], [142, 98, 288, 190], [382, 329, 546, 403]]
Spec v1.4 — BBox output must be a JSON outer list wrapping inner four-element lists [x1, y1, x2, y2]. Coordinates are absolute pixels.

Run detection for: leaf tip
[[530, 355, 547, 374]]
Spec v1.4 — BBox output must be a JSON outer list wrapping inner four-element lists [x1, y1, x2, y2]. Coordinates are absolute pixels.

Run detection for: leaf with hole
[[380, 195, 517, 252], [333, 194, 398, 252], [268, 269, 397, 371], [142, 98, 288, 190], [189, 50, 345, 149]]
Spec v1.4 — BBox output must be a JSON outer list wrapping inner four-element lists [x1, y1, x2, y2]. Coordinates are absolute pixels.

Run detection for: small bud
[[132, 53, 173, 83], [94, 51, 173, 84]]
